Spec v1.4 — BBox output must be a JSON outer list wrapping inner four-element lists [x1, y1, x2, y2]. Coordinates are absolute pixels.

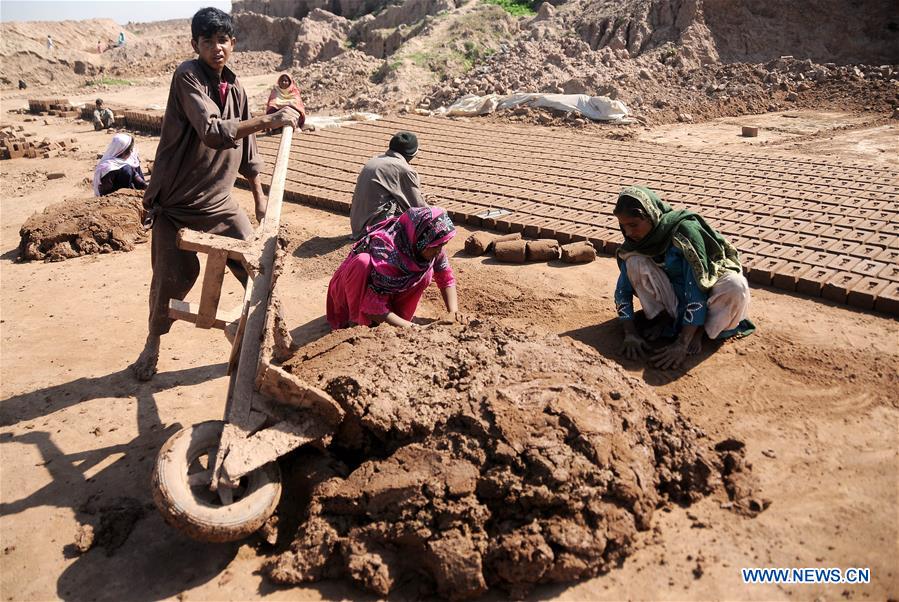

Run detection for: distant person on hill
[[613, 185, 755, 369], [18, 80, 27, 90], [117, 31, 126, 47], [130, 7, 299, 381], [93, 133, 147, 196], [92, 99, 115, 130], [97, 40, 103, 53], [46, 35, 53, 51], [327, 206, 459, 329], [349, 131, 428, 240], [266, 73, 306, 123]]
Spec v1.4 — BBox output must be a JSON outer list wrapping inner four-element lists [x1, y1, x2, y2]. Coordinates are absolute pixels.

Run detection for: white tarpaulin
[[306, 112, 380, 129], [439, 93, 631, 122]]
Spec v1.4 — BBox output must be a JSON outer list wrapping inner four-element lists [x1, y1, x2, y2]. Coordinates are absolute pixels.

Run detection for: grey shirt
[[349, 150, 427, 239]]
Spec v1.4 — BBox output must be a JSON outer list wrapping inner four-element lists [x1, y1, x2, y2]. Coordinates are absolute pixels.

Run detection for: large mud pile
[[422, 0, 899, 124], [18, 189, 147, 262], [267, 321, 765, 599]]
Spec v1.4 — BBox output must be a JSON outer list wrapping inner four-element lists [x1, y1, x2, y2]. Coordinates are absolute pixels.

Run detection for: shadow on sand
[[562, 317, 724, 386], [0, 364, 249, 600]]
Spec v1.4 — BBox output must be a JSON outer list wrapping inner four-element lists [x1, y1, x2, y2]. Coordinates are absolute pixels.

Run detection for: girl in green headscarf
[[613, 185, 755, 368]]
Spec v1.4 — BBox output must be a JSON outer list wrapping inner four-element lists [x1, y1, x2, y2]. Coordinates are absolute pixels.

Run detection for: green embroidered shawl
[[615, 185, 742, 292]]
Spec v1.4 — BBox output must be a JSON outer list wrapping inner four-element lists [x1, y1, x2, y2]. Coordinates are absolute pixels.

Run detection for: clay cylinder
[[560, 241, 596, 263], [464, 232, 494, 256], [526, 239, 561, 261], [487, 232, 522, 251], [741, 126, 759, 137], [464, 231, 521, 256], [493, 239, 527, 263]]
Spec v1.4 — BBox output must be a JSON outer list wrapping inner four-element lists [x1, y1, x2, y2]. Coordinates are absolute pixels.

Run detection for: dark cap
[[389, 131, 418, 158], [95, 98, 104, 105]]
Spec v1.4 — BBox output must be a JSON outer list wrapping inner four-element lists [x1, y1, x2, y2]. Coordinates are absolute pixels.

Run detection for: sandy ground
[[1, 105, 897, 601], [636, 111, 899, 168]]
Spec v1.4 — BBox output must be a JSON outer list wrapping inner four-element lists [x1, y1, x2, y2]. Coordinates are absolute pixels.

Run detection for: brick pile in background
[[27, 98, 79, 118], [22, 99, 163, 134], [0, 124, 80, 160], [255, 115, 899, 315]]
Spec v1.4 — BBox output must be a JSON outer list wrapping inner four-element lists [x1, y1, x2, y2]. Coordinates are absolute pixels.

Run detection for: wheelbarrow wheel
[[152, 420, 281, 543]]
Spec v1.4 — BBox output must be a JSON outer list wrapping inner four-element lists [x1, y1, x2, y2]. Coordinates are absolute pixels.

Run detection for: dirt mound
[[234, 0, 393, 20], [289, 50, 385, 112], [18, 189, 147, 262], [703, 0, 899, 65], [267, 321, 766, 598], [0, 18, 196, 88], [73, 496, 150, 556], [235, 10, 351, 68], [423, 14, 898, 126]]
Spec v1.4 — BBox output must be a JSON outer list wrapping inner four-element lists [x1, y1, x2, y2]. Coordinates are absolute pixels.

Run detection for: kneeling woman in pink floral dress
[[327, 206, 458, 329]]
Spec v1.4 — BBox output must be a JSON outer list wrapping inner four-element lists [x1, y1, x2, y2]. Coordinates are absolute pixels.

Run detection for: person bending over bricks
[[93, 99, 115, 130], [131, 7, 300, 381], [328, 207, 459, 329], [349, 131, 429, 240], [613, 185, 755, 369]]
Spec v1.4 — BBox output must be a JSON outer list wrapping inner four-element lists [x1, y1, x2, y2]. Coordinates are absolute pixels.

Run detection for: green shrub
[[83, 77, 132, 87], [482, 0, 535, 17]]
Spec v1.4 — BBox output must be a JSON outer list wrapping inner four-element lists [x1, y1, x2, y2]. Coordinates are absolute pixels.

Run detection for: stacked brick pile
[[122, 110, 165, 134], [1, 125, 80, 160], [28, 98, 79, 118]]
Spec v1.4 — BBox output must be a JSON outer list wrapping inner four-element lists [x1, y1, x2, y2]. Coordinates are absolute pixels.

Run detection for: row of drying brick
[[256, 137, 884, 209], [279, 127, 859, 192], [258, 143, 896, 240], [257, 153, 899, 265], [293, 114, 897, 192], [385, 114, 899, 181], [371, 116, 899, 190], [258, 142, 898, 234], [260, 130, 896, 209]]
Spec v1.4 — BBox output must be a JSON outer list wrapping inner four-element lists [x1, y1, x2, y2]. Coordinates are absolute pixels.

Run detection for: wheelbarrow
[[151, 126, 344, 542]]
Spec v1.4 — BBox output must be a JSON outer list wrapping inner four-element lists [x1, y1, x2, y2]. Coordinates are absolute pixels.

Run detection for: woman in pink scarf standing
[[327, 206, 459, 328]]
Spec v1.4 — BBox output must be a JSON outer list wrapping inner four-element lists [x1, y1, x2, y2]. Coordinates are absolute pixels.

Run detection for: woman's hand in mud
[[651, 339, 689, 369], [449, 311, 473, 325], [620, 333, 649, 360]]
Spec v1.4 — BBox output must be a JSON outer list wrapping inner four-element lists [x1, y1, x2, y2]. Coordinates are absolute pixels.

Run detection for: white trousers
[[625, 255, 751, 339]]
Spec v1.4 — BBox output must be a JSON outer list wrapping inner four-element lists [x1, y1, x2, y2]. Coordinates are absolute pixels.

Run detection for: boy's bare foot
[[687, 336, 702, 355], [131, 335, 160, 381]]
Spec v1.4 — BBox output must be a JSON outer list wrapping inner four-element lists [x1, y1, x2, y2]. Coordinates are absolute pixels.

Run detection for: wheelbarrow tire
[[152, 420, 282, 543]]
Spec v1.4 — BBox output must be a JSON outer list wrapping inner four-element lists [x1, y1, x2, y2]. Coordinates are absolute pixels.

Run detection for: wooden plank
[[220, 415, 333, 481], [224, 125, 294, 431], [196, 250, 228, 329], [168, 299, 241, 330], [256, 363, 344, 426], [176, 228, 259, 273]]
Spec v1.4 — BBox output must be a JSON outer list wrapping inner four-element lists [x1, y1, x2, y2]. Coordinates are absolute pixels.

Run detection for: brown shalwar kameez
[[143, 59, 264, 336]]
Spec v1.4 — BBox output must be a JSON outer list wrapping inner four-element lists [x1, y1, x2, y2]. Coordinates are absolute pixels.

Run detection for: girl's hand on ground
[[651, 340, 689, 369], [620, 333, 649, 359], [450, 311, 472, 324]]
